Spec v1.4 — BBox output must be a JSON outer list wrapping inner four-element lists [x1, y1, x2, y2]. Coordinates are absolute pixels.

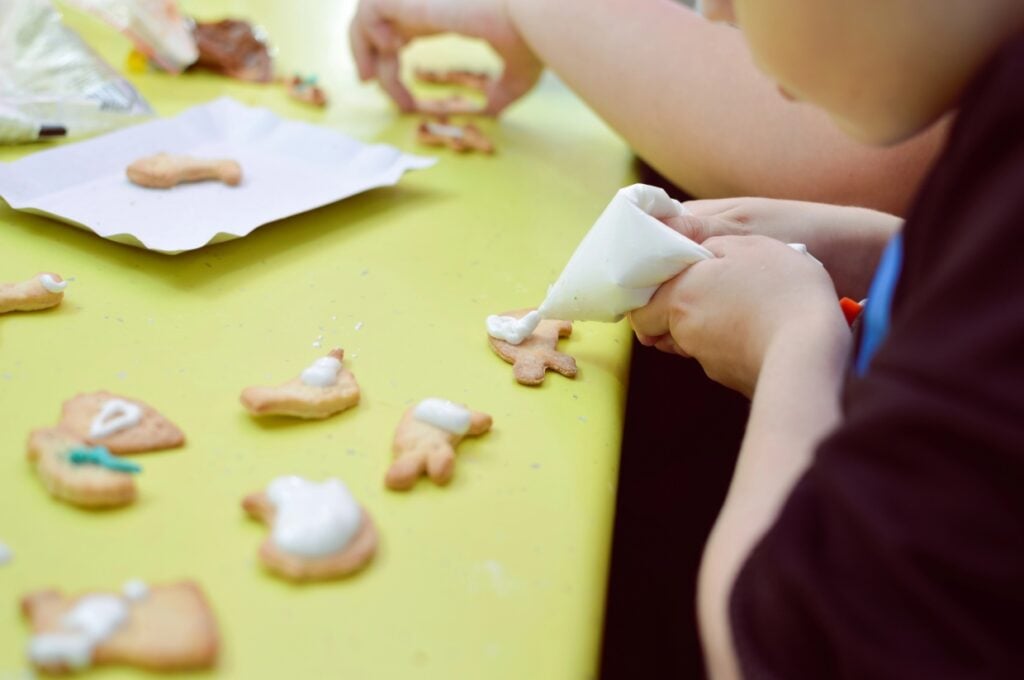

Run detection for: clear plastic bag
[[64, 0, 198, 73], [0, 0, 153, 143]]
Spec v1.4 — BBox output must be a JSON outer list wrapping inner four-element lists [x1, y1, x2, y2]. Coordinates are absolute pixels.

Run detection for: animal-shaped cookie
[[240, 348, 360, 419], [243, 476, 378, 582], [417, 118, 495, 154], [126, 153, 242, 189], [0, 272, 68, 314], [22, 580, 219, 674], [27, 428, 140, 509], [57, 391, 185, 454], [488, 309, 578, 385], [386, 399, 492, 491]]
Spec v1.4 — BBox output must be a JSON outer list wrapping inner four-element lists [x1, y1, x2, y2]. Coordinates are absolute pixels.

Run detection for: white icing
[[0, 540, 11, 565], [413, 398, 471, 435], [88, 399, 143, 439], [486, 311, 541, 345], [122, 579, 149, 602], [300, 356, 342, 387], [425, 122, 465, 139], [29, 594, 130, 670], [266, 476, 361, 557], [28, 632, 94, 670], [39, 274, 68, 293]]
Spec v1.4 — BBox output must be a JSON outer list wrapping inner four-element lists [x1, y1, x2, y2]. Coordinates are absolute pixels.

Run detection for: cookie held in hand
[[488, 309, 577, 386], [0, 273, 68, 314], [243, 476, 378, 582], [386, 399, 492, 491], [240, 348, 360, 419], [22, 581, 219, 674]]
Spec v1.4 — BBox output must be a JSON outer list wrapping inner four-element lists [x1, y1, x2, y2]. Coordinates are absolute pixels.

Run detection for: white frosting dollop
[[122, 579, 149, 602], [39, 274, 68, 293], [266, 476, 361, 557], [29, 594, 130, 670], [89, 399, 143, 439], [300, 356, 342, 387], [413, 398, 472, 435], [0, 540, 11, 565], [486, 311, 541, 346]]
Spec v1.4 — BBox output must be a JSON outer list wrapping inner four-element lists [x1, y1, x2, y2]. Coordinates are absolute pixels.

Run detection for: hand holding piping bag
[[487, 184, 822, 343]]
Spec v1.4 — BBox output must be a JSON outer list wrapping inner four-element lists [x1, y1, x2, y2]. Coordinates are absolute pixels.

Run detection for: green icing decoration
[[68, 446, 141, 474]]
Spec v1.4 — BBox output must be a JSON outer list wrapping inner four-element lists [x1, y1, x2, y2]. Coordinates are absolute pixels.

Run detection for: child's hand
[[661, 197, 900, 300], [349, 0, 543, 114], [629, 234, 843, 396]]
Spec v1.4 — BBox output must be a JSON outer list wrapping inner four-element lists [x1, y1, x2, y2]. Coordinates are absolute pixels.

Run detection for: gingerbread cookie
[[286, 74, 328, 107], [414, 94, 484, 116], [240, 348, 360, 419], [22, 580, 219, 673], [417, 118, 494, 154], [488, 309, 577, 385], [243, 476, 378, 582], [57, 391, 185, 454], [0, 273, 68, 314], [126, 153, 242, 189], [27, 428, 140, 509], [414, 67, 491, 92], [386, 399, 492, 491], [191, 18, 273, 83]]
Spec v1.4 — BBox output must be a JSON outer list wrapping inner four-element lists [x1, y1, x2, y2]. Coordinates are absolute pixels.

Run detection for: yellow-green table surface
[[0, 2, 637, 677]]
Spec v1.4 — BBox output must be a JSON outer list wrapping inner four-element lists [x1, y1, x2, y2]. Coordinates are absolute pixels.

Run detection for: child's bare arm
[[350, 0, 946, 215]]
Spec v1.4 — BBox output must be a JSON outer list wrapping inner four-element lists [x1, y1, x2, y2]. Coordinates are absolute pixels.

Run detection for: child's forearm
[[695, 312, 851, 679], [506, 0, 945, 215]]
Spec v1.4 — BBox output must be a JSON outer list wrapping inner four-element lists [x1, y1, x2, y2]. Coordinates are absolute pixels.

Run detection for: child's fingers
[[661, 213, 714, 243], [375, 53, 415, 112], [680, 198, 744, 216], [349, 22, 377, 82], [483, 50, 542, 115]]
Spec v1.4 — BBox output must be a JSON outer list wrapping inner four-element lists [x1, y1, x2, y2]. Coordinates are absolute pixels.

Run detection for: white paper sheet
[[0, 97, 435, 253]]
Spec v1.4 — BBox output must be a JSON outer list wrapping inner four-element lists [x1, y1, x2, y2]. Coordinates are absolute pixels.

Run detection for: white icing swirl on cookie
[[486, 311, 541, 345], [39, 274, 68, 293], [122, 579, 149, 602], [89, 399, 143, 439], [300, 357, 342, 387], [29, 594, 130, 670], [413, 398, 472, 435], [266, 476, 361, 557]]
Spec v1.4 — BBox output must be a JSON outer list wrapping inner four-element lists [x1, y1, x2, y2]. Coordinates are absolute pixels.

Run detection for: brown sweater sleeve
[[729, 33, 1024, 680]]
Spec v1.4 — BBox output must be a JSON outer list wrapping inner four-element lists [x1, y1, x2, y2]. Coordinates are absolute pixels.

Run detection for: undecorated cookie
[[240, 348, 360, 419], [243, 476, 378, 582], [126, 153, 242, 189], [386, 398, 492, 491]]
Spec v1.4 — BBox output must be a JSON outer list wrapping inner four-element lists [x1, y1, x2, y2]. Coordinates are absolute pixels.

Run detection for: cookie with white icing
[[242, 476, 378, 582], [387, 399, 492, 491], [58, 391, 185, 454], [240, 348, 361, 419], [0, 272, 68, 314], [488, 308, 577, 386], [27, 428, 138, 509], [22, 581, 219, 673]]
